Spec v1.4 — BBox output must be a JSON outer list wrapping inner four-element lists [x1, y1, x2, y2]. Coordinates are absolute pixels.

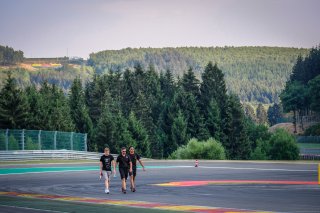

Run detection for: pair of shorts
[[129, 167, 137, 177], [119, 167, 128, 180], [102, 170, 112, 181]]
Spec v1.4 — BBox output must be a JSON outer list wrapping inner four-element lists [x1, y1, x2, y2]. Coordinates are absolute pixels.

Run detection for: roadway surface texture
[[0, 160, 319, 213]]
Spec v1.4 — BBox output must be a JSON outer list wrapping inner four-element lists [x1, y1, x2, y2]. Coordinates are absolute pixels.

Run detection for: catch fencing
[[0, 129, 87, 151]]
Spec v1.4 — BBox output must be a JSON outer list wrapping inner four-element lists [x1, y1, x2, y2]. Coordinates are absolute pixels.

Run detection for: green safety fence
[[0, 129, 87, 151], [297, 136, 320, 143]]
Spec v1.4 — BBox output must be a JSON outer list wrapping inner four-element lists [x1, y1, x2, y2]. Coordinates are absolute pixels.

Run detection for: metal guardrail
[[0, 150, 106, 161], [300, 154, 320, 160], [299, 148, 320, 155]]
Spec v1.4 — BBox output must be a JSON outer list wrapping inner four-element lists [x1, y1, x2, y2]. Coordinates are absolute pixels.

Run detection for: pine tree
[[121, 69, 136, 116], [206, 99, 221, 140], [85, 74, 106, 124], [69, 77, 93, 134], [256, 103, 268, 125], [160, 69, 175, 100], [226, 95, 251, 159], [267, 103, 283, 126], [170, 110, 188, 154], [0, 73, 29, 129], [25, 85, 43, 129], [200, 62, 227, 113], [280, 81, 308, 133], [128, 111, 151, 157], [94, 102, 116, 152], [145, 65, 163, 123], [308, 75, 320, 112], [243, 103, 257, 123], [170, 88, 202, 138], [181, 67, 200, 99], [200, 62, 229, 145], [113, 111, 136, 152], [49, 85, 75, 131]]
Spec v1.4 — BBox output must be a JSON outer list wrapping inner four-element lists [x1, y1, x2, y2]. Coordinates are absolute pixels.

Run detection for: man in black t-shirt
[[100, 147, 116, 194], [129, 146, 145, 192], [116, 147, 132, 194]]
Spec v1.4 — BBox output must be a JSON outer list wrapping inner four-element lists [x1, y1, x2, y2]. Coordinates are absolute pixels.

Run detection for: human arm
[[138, 159, 146, 171], [129, 161, 133, 173], [99, 161, 103, 176]]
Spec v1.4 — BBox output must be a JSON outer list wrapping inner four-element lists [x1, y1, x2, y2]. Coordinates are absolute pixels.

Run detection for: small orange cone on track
[[195, 159, 198, 167]]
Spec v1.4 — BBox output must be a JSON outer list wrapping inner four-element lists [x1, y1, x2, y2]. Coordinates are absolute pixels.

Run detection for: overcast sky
[[0, 0, 319, 58]]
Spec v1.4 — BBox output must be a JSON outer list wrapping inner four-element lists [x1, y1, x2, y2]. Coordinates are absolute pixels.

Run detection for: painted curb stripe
[[0, 166, 194, 175], [153, 180, 319, 187], [0, 191, 271, 213]]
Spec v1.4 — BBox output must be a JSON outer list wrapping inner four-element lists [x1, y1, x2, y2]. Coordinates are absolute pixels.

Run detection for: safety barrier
[[299, 154, 320, 160], [0, 150, 102, 161], [0, 129, 87, 151]]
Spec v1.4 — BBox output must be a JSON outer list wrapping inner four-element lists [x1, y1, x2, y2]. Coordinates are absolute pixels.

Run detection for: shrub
[[8, 135, 19, 150], [250, 139, 270, 160], [170, 138, 226, 160], [25, 137, 39, 150], [268, 129, 299, 160]]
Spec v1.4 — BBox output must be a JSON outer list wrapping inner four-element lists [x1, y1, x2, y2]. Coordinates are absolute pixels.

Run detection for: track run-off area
[[0, 160, 319, 213]]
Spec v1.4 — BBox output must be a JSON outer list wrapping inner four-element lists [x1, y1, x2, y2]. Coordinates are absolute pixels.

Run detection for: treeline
[[88, 46, 308, 103], [0, 45, 24, 65], [280, 46, 320, 133], [0, 46, 309, 104], [0, 66, 94, 92], [0, 62, 299, 160]]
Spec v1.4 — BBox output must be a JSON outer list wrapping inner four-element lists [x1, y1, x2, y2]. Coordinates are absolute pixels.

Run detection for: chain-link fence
[[0, 129, 87, 151]]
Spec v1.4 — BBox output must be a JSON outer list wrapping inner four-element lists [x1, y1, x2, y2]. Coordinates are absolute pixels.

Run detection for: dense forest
[[0, 60, 300, 160], [280, 46, 320, 134], [0, 45, 24, 65], [88, 46, 309, 103], [0, 46, 309, 104]]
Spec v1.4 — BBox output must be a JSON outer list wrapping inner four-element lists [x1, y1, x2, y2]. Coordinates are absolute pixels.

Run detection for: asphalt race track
[[0, 160, 319, 213]]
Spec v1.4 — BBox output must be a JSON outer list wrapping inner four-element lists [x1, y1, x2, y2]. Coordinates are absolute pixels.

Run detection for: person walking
[[116, 147, 132, 194], [99, 147, 116, 194], [128, 146, 146, 192]]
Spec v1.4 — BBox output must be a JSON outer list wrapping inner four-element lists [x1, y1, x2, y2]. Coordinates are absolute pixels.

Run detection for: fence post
[[38, 130, 42, 150], [54, 131, 57, 150], [84, 133, 88, 152], [70, 132, 74, 150], [5, 129, 8, 151], [22, 129, 25, 150]]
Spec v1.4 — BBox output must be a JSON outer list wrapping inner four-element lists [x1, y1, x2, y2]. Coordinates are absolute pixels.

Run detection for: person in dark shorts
[[99, 147, 116, 194], [129, 146, 145, 192], [116, 147, 132, 194]]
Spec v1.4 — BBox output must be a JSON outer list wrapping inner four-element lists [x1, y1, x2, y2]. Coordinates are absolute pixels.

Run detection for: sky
[[0, 0, 319, 58]]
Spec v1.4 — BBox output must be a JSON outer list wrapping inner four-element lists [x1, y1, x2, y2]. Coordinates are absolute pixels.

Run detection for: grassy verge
[[0, 195, 178, 213]]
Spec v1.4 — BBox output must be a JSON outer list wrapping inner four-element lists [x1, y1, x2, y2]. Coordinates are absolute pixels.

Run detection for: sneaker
[[122, 188, 126, 194], [132, 188, 136, 192], [105, 189, 109, 194]]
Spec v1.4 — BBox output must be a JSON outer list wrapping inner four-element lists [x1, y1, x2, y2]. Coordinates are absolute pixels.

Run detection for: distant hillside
[[89, 46, 309, 103], [0, 64, 94, 92], [0, 45, 92, 92]]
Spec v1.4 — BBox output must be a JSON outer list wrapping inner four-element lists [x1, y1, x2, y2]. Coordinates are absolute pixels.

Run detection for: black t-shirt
[[129, 153, 140, 167], [116, 154, 131, 168], [100, 154, 114, 171]]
